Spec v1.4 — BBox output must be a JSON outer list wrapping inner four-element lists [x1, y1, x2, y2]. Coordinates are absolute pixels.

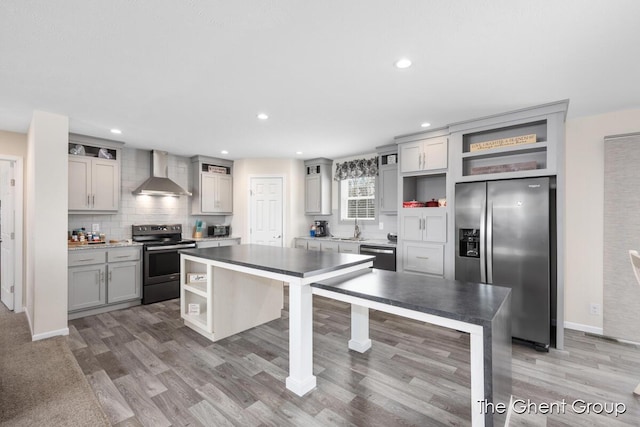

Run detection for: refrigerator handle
[[486, 201, 494, 283], [480, 198, 487, 283]]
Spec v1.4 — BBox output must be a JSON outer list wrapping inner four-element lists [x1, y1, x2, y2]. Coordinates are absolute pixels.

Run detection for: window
[[341, 176, 376, 221]]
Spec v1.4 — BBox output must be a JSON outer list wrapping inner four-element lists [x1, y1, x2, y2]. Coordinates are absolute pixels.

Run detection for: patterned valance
[[333, 156, 379, 181]]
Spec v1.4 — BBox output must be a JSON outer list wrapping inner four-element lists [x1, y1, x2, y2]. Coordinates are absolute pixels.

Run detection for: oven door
[[144, 243, 196, 285]]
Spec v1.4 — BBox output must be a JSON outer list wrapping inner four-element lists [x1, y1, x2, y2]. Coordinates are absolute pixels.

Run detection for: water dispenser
[[459, 229, 480, 258]]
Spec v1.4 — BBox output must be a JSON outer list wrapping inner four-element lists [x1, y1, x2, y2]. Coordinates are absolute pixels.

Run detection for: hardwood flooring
[[69, 291, 640, 426]]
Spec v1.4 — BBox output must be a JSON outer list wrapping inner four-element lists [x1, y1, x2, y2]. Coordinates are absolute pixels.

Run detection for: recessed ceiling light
[[221, 150, 229, 155], [394, 58, 412, 69], [110, 129, 122, 134], [296, 151, 303, 155], [421, 122, 431, 128], [257, 113, 269, 120]]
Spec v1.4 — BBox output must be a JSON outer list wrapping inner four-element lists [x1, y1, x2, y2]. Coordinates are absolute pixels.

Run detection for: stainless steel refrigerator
[[455, 177, 552, 350]]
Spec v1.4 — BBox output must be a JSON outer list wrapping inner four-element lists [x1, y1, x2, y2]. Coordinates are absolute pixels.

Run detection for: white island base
[[180, 255, 284, 342]]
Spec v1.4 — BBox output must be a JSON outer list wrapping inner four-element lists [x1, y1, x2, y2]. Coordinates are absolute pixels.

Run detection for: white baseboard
[[564, 321, 603, 335], [25, 308, 34, 335], [32, 327, 69, 341]]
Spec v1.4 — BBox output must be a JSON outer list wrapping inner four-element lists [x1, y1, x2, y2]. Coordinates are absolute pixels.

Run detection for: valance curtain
[[333, 156, 379, 181]]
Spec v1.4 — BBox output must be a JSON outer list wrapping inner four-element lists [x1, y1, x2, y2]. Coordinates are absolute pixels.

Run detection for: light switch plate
[[92, 223, 100, 232], [379, 222, 384, 230]]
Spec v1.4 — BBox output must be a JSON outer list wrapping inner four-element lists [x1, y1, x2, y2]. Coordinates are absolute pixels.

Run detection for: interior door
[[0, 161, 14, 310], [250, 177, 283, 247]]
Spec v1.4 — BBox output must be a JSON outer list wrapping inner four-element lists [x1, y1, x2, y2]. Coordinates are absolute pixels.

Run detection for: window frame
[[338, 176, 378, 223]]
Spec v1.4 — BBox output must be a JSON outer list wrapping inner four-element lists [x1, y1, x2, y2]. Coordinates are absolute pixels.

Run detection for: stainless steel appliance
[[208, 224, 231, 237], [132, 150, 191, 196], [132, 224, 196, 304], [455, 177, 554, 350], [359, 245, 396, 271], [314, 220, 328, 237]]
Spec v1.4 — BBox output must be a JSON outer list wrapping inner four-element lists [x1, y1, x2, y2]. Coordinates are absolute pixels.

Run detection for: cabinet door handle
[[109, 271, 112, 282], [77, 258, 93, 262], [416, 256, 430, 259], [92, 194, 95, 206], [100, 271, 105, 283], [87, 195, 90, 207], [114, 255, 129, 258]]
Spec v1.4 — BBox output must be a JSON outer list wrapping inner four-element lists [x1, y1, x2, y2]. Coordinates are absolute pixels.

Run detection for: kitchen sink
[[330, 237, 366, 241]]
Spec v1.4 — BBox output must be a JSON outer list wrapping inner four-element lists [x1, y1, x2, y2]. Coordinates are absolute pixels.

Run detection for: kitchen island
[[179, 244, 511, 426], [311, 269, 512, 427], [178, 244, 374, 396]]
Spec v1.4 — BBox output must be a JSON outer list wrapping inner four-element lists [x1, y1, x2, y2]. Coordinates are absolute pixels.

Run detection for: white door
[[250, 177, 283, 247], [0, 161, 15, 310]]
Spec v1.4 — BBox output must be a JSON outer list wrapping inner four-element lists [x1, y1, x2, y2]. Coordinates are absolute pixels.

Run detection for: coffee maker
[[314, 220, 328, 237]]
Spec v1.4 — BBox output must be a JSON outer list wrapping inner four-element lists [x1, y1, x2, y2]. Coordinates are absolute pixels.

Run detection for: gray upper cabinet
[[304, 158, 332, 215], [191, 155, 234, 215], [68, 134, 122, 213], [376, 145, 398, 215], [399, 136, 447, 174]]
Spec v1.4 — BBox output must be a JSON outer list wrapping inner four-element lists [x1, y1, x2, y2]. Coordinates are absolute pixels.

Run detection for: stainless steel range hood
[[132, 150, 192, 196]]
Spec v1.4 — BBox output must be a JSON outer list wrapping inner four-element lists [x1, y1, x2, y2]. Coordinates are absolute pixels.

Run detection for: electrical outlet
[[92, 223, 100, 232], [589, 303, 601, 316], [379, 222, 384, 230]]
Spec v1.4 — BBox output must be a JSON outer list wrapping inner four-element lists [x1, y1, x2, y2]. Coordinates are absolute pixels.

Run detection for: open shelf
[[183, 311, 208, 329], [461, 142, 548, 160], [457, 119, 552, 180], [183, 282, 207, 297], [402, 173, 446, 205]]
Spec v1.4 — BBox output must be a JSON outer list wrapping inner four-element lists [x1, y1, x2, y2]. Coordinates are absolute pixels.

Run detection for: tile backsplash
[[68, 148, 227, 241]]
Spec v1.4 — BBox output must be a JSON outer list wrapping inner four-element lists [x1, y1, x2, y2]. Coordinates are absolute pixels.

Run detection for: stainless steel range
[[132, 224, 196, 304]]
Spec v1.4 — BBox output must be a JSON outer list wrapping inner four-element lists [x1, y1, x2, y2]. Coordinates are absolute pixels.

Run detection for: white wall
[[26, 111, 69, 339], [565, 108, 640, 332], [231, 158, 306, 247]]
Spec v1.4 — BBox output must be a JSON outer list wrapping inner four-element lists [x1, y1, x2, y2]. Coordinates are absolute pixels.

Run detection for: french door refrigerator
[[455, 177, 552, 350]]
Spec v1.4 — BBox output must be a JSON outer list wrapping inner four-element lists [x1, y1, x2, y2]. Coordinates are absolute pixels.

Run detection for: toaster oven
[[208, 224, 231, 237]]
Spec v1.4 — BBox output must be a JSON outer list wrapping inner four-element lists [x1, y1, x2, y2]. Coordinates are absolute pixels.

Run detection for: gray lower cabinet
[[293, 238, 362, 254], [196, 238, 241, 249], [68, 246, 142, 315], [108, 260, 141, 303], [68, 264, 106, 311]]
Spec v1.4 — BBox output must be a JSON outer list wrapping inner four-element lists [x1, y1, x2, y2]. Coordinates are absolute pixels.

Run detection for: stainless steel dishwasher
[[359, 245, 396, 271]]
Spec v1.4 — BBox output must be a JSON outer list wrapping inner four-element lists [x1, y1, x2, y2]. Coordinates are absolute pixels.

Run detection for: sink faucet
[[354, 218, 361, 239]]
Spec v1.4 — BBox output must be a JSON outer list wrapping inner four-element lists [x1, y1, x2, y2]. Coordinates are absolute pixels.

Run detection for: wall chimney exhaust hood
[[132, 150, 192, 196]]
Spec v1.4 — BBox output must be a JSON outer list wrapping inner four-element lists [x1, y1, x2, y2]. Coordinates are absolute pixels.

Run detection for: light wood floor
[[68, 292, 640, 426]]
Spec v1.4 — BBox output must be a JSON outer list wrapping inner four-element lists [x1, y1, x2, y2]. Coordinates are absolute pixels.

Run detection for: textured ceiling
[[1, 1, 639, 160]]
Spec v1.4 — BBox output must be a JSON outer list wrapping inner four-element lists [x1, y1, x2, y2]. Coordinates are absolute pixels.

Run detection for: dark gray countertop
[[180, 244, 374, 278], [311, 269, 511, 326]]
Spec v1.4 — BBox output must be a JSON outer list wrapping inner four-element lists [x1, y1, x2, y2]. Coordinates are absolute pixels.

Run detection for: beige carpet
[[0, 304, 109, 426]]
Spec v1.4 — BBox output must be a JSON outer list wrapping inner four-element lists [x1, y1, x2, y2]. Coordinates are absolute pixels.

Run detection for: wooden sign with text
[[469, 134, 536, 152]]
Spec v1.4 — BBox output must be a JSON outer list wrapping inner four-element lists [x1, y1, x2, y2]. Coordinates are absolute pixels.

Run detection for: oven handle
[[360, 247, 395, 255], [146, 243, 197, 251]]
